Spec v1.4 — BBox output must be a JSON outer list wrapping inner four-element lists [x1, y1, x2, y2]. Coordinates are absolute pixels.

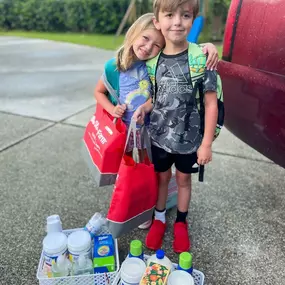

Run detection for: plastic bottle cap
[[130, 240, 142, 257], [168, 270, 194, 285], [43, 232, 67, 255], [121, 258, 146, 284], [92, 212, 102, 220], [68, 230, 91, 253], [47, 215, 60, 222], [179, 252, 192, 270], [156, 249, 165, 259]]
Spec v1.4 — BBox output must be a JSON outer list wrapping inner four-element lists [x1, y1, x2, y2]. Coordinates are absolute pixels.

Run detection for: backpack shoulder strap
[[188, 43, 207, 84], [188, 43, 224, 139], [101, 58, 120, 105], [146, 52, 161, 103], [188, 43, 206, 115]]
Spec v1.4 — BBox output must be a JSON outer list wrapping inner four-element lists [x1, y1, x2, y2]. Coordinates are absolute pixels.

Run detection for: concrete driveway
[[0, 36, 284, 285]]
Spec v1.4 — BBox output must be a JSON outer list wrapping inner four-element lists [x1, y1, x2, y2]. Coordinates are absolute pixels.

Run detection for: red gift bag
[[106, 120, 158, 238], [82, 104, 127, 186]]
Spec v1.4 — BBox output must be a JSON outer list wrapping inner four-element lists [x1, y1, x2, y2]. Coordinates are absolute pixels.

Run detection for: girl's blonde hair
[[116, 13, 158, 71]]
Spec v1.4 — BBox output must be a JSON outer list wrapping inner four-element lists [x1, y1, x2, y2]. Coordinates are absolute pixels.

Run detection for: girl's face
[[132, 29, 165, 61]]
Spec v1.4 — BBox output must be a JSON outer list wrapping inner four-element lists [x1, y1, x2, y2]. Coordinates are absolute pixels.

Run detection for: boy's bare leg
[[156, 168, 172, 210], [176, 170, 191, 212]]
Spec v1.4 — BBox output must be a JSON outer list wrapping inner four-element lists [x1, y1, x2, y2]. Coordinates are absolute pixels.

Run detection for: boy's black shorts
[[151, 144, 199, 174]]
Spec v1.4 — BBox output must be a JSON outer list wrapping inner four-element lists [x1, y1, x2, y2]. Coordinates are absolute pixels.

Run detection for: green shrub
[[0, 0, 131, 33]]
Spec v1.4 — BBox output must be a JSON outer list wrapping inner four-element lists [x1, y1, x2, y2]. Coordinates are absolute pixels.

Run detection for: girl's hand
[[197, 145, 212, 165], [111, 104, 126, 118], [132, 106, 145, 125], [202, 43, 219, 70]]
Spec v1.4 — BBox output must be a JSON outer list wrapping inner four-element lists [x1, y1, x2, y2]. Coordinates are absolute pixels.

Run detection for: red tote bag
[[106, 120, 158, 238], [82, 104, 127, 186]]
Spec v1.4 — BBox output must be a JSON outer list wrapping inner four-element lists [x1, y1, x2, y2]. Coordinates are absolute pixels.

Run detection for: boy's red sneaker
[[173, 222, 191, 253], [145, 220, 166, 250]]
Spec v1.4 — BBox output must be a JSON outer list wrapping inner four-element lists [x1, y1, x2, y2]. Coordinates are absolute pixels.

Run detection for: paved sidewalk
[[0, 37, 284, 285]]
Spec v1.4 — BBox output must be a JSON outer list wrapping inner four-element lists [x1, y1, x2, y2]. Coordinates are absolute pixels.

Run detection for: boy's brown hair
[[153, 0, 199, 21]]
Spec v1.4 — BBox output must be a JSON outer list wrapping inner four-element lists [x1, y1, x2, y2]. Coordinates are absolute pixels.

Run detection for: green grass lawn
[[0, 31, 125, 50], [0, 30, 223, 56]]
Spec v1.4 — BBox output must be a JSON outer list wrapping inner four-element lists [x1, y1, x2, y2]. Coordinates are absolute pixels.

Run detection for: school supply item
[[73, 254, 93, 276], [167, 270, 194, 285], [84, 212, 106, 239], [140, 262, 170, 285], [177, 252, 193, 274], [82, 102, 127, 186], [51, 255, 72, 277], [121, 258, 146, 285], [146, 250, 173, 272], [106, 120, 158, 238], [67, 230, 92, 263], [46, 215, 62, 233], [93, 234, 116, 273], [129, 240, 144, 260]]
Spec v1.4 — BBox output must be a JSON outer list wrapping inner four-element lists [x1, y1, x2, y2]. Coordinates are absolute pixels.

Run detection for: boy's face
[[154, 2, 194, 46]]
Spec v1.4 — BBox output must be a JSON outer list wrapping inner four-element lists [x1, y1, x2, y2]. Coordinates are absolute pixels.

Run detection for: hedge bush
[[0, 0, 131, 33]]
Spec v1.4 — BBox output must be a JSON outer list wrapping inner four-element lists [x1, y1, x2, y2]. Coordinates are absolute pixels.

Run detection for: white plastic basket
[[37, 228, 120, 285], [111, 254, 205, 285]]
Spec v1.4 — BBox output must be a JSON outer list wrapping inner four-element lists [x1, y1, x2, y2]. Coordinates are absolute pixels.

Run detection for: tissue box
[[140, 262, 170, 285], [93, 234, 115, 273]]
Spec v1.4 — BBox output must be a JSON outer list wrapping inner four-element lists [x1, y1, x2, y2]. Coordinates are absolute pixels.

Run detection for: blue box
[[93, 234, 115, 273]]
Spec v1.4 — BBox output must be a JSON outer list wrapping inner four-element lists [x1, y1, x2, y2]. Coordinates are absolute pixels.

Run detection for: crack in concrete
[[0, 105, 95, 153], [0, 122, 56, 153], [0, 109, 275, 165]]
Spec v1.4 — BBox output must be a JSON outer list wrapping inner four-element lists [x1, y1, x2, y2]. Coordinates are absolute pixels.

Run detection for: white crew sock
[[154, 209, 166, 224]]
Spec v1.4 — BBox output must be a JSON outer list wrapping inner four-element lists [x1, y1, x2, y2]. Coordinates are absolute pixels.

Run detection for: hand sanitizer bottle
[[51, 255, 72, 277], [73, 254, 93, 275], [177, 252, 193, 274], [128, 240, 144, 260], [84, 212, 106, 239]]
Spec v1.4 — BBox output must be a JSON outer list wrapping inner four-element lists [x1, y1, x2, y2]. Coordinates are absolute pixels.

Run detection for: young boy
[[133, 0, 218, 253]]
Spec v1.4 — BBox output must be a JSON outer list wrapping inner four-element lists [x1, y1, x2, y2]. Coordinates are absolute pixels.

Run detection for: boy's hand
[[111, 104, 126, 118], [197, 145, 212, 165], [132, 106, 145, 125], [202, 43, 219, 71]]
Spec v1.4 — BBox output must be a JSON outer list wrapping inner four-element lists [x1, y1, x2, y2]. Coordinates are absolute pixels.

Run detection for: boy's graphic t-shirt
[[149, 49, 217, 154], [119, 61, 152, 127]]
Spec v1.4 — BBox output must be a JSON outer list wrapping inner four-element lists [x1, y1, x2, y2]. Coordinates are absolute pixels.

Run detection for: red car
[[218, 0, 285, 168]]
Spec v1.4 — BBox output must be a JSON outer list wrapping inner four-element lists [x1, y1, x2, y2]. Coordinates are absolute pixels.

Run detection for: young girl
[[94, 13, 219, 229], [95, 13, 164, 156]]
